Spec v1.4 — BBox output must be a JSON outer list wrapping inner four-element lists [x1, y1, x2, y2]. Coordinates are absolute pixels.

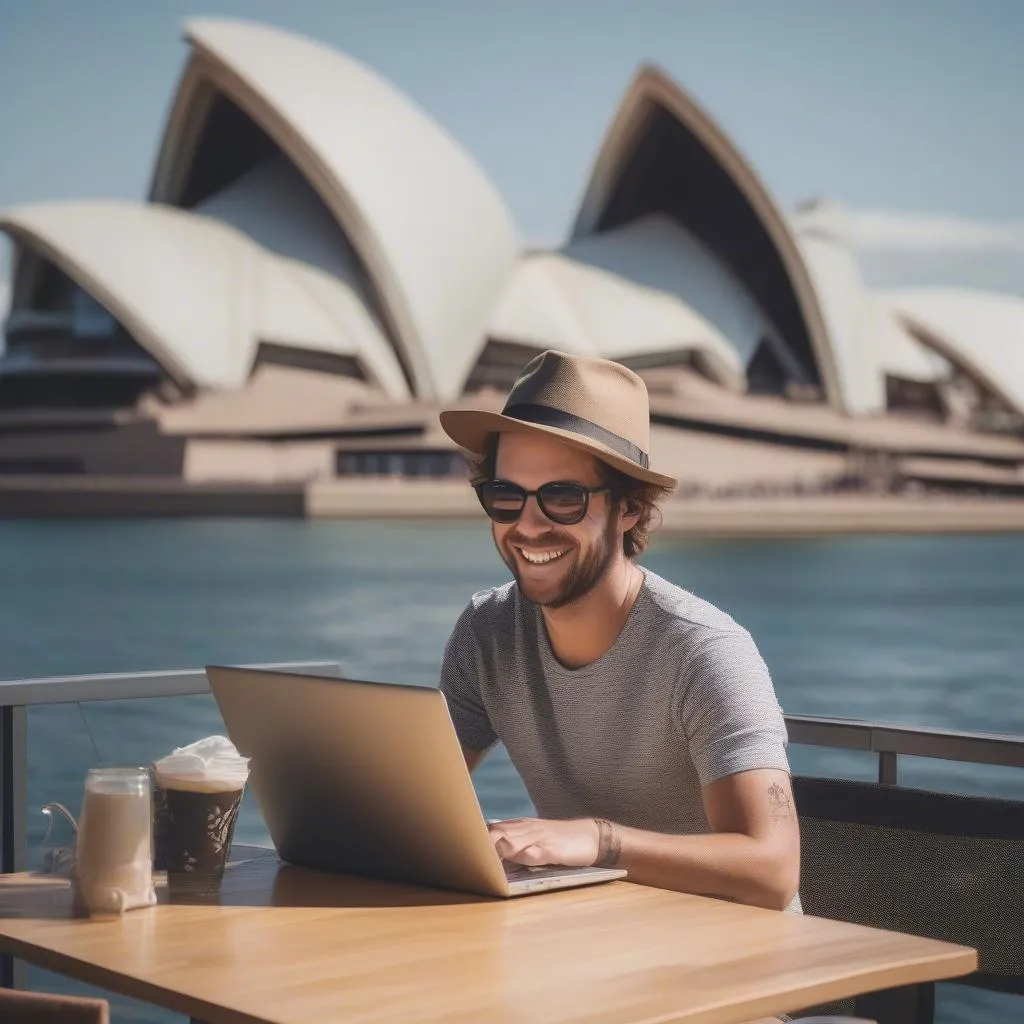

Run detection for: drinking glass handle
[[39, 802, 78, 875]]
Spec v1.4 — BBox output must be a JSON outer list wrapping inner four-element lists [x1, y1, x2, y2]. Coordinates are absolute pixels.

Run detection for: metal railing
[[783, 713, 1024, 784]]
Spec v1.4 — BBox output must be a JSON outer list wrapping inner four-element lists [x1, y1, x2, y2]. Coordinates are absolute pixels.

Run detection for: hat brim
[[438, 409, 678, 490]]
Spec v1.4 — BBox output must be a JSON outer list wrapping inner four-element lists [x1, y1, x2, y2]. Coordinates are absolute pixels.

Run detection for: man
[[437, 350, 801, 914]]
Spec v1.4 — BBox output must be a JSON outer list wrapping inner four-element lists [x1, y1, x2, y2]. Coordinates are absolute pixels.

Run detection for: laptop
[[204, 665, 627, 898]]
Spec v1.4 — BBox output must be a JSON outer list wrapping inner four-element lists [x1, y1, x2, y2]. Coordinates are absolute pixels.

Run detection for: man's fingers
[[492, 830, 536, 854], [490, 823, 550, 859], [486, 818, 563, 867], [487, 817, 595, 870], [489, 821, 542, 845], [513, 843, 550, 866], [500, 842, 550, 867]]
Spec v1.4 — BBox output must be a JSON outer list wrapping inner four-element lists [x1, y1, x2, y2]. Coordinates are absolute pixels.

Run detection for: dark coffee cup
[[153, 781, 244, 901]]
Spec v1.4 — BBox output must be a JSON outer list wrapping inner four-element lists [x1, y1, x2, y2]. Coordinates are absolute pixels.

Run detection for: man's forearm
[[596, 820, 798, 911]]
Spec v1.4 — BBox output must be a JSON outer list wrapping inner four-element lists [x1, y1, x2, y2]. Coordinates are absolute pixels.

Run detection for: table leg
[[0, 954, 27, 991], [856, 981, 935, 1024]]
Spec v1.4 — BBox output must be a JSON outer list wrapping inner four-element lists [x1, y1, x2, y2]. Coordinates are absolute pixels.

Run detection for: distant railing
[[2, 663, 1024, 996], [784, 713, 1024, 784]]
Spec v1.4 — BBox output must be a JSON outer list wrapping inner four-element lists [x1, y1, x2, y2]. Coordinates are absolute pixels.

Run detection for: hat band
[[503, 402, 650, 470]]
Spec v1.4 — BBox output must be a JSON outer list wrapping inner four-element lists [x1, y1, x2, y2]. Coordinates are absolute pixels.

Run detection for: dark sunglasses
[[475, 479, 610, 525]]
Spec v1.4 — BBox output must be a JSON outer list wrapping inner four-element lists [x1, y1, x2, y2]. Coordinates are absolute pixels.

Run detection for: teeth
[[518, 547, 568, 565]]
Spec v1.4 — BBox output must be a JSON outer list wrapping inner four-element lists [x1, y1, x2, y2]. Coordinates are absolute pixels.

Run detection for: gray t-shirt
[[440, 565, 801, 910]]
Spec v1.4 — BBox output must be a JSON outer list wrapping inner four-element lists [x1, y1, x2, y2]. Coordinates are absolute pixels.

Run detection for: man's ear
[[618, 496, 642, 532]]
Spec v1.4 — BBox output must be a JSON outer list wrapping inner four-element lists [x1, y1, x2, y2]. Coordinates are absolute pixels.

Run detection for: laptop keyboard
[[502, 861, 580, 881]]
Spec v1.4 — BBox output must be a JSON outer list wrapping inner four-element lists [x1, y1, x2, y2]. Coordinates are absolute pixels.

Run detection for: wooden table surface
[[0, 846, 976, 1024]]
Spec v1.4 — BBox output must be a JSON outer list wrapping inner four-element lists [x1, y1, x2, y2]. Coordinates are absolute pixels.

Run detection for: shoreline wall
[[1, 475, 1023, 535]]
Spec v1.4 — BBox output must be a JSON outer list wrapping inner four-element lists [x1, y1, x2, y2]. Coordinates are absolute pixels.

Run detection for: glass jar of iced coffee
[[73, 766, 157, 916]]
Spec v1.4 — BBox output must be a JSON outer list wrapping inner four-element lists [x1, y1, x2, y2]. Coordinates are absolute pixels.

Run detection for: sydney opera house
[[1, 17, 1022, 523]]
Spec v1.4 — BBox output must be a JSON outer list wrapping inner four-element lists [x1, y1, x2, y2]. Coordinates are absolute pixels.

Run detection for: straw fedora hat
[[439, 350, 677, 489]]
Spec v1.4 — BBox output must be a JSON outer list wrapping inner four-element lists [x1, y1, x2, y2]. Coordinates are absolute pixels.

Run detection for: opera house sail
[[1, 236, 162, 412], [0, 17, 1021, 517], [147, 18, 519, 402]]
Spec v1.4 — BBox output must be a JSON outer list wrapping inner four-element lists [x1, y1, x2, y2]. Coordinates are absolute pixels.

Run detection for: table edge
[[0, 927, 979, 1024]]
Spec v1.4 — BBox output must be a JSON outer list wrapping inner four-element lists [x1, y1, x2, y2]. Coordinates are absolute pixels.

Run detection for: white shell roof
[[793, 204, 951, 414], [865, 298, 951, 383], [154, 17, 519, 401], [880, 288, 1024, 415], [564, 215, 773, 374], [191, 155, 408, 399], [568, 66, 844, 409], [488, 217, 746, 390], [794, 221, 881, 414], [0, 199, 409, 397], [488, 258, 600, 357]]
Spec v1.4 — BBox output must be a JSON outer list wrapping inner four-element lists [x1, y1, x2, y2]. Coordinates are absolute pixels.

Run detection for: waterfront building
[[1, 18, 1022, 514]]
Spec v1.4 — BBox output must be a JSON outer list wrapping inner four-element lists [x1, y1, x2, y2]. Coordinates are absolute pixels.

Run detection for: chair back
[[792, 775, 1024, 1022], [0, 988, 109, 1024]]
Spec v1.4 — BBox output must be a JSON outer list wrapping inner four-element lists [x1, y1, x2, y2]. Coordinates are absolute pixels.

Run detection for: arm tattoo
[[594, 818, 622, 867], [767, 781, 792, 823]]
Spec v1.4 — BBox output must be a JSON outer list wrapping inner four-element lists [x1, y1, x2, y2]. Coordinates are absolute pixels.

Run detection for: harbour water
[[2, 519, 1022, 1024]]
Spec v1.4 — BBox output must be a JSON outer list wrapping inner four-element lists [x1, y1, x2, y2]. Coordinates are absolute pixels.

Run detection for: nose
[[514, 494, 551, 535]]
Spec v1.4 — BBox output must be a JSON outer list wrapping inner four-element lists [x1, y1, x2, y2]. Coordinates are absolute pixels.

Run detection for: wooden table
[[0, 846, 976, 1024]]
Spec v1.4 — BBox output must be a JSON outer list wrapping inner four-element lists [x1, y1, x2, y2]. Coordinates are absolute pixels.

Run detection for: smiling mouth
[[516, 546, 570, 565]]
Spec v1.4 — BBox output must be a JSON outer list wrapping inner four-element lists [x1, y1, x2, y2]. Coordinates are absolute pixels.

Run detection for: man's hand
[[488, 817, 600, 867]]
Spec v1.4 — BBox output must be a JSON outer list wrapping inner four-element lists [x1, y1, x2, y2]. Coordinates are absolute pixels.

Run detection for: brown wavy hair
[[468, 434, 673, 558]]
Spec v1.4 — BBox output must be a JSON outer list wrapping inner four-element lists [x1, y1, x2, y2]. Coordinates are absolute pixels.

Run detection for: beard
[[499, 511, 619, 609]]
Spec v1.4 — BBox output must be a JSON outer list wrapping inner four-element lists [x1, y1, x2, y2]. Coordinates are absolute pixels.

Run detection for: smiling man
[[437, 350, 801, 914]]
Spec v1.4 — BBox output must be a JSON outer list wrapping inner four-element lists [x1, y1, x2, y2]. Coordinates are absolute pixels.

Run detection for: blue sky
[[0, 0, 1021, 251]]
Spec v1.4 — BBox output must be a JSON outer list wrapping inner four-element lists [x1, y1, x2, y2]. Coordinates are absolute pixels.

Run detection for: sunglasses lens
[[478, 481, 525, 523], [537, 483, 588, 524]]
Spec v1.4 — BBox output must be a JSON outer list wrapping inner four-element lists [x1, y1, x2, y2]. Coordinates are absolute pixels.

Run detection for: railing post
[[0, 704, 27, 873], [878, 750, 899, 786], [1, 704, 28, 990]]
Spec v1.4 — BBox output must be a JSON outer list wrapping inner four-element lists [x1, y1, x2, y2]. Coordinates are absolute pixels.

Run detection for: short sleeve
[[675, 629, 790, 787], [439, 604, 498, 753]]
